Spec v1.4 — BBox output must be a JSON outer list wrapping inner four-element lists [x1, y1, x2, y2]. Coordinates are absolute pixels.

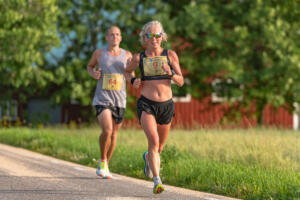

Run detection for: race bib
[[102, 73, 123, 91], [143, 56, 168, 76]]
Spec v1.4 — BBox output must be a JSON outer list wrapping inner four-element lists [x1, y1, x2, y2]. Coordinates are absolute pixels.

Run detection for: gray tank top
[[92, 48, 127, 108]]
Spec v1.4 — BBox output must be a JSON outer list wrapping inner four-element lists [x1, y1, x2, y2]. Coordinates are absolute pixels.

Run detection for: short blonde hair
[[139, 20, 167, 45]]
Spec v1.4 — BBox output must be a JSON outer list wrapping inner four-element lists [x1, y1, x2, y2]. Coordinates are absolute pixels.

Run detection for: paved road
[[0, 143, 239, 200]]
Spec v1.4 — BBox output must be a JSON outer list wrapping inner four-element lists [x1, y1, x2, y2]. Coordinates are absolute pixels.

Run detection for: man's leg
[[106, 121, 122, 163], [98, 109, 113, 160], [96, 109, 113, 178], [103, 121, 122, 179]]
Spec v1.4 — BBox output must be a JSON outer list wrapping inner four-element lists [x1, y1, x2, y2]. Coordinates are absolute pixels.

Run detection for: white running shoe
[[106, 167, 113, 179], [96, 161, 107, 178]]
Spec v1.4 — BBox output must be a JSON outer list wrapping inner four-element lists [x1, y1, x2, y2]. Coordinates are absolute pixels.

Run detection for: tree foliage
[[0, 0, 59, 102], [48, 0, 172, 113], [2, 0, 300, 124], [173, 0, 300, 123]]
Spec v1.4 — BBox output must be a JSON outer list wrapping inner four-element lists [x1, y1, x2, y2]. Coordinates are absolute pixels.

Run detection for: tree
[[48, 0, 172, 118], [44, 0, 300, 125], [0, 0, 60, 103], [174, 0, 300, 124]]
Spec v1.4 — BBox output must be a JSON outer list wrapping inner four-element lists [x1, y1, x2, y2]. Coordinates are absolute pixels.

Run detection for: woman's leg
[[157, 123, 171, 153], [140, 111, 160, 177], [156, 122, 171, 172]]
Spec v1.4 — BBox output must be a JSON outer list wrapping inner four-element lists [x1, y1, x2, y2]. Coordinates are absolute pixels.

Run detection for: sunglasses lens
[[145, 33, 161, 39], [156, 33, 162, 38]]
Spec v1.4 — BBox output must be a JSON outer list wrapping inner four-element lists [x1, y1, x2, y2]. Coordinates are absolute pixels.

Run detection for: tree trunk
[[256, 101, 265, 126]]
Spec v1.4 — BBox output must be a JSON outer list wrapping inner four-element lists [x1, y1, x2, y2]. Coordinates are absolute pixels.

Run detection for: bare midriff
[[140, 79, 172, 102]]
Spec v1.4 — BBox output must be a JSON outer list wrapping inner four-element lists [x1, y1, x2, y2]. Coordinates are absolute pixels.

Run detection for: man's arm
[[87, 49, 102, 80], [124, 51, 134, 82], [125, 53, 141, 88]]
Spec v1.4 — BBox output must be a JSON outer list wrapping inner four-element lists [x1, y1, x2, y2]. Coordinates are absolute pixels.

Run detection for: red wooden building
[[6, 82, 291, 129], [172, 96, 292, 129], [125, 83, 293, 129]]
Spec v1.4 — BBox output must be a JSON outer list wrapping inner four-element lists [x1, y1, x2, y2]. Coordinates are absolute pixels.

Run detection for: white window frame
[[293, 102, 299, 130], [172, 78, 191, 103], [211, 78, 243, 103], [0, 100, 18, 121]]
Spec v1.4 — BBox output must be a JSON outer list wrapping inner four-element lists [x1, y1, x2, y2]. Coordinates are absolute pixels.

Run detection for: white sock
[[100, 159, 107, 163], [153, 176, 162, 185], [99, 160, 107, 169]]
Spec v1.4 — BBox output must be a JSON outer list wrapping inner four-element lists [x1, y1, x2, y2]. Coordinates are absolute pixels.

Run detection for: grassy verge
[[0, 127, 299, 200]]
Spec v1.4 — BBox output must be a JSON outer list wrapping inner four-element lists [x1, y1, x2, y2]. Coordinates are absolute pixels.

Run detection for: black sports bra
[[139, 49, 174, 81]]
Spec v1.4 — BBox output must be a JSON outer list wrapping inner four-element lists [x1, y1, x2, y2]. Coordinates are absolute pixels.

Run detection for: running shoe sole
[[96, 163, 113, 179], [153, 184, 164, 194], [105, 175, 112, 179], [96, 173, 106, 178], [96, 168, 106, 178], [106, 169, 113, 179]]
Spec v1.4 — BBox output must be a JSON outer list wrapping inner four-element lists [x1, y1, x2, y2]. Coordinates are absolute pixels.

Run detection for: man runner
[[87, 26, 132, 179]]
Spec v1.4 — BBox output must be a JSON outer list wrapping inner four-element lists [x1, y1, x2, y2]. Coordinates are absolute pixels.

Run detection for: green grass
[[0, 127, 299, 200]]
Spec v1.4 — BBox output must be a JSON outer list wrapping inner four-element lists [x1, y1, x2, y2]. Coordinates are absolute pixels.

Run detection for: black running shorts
[[95, 105, 125, 124], [137, 95, 175, 125]]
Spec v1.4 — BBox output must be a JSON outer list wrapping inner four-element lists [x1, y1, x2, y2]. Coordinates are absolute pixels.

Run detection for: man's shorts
[[95, 105, 125, 124], [137, 95, 175, 125]]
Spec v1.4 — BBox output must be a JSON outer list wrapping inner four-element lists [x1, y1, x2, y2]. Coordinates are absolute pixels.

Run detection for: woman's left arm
[[168, 50, 184, 87]]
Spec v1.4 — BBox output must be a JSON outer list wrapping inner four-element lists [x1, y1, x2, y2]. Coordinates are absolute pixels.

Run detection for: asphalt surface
[[0, 143, 240, 200]]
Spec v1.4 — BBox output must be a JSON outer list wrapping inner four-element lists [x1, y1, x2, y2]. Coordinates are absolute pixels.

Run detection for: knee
[[111, 131, 118, 141], [102, 128, 113, 137], [148, 140, 159, 152]]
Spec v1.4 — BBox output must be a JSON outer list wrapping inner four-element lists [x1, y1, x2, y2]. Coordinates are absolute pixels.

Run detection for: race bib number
[[102, 74, 123, 91], [143, 56, 168, 76]]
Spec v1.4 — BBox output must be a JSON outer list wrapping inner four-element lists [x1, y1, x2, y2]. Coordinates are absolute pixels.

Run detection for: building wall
[[126, 85, 293, 128], [175, 97, 292, 128], [29, 86, 292, 128], [27, 99, 61, 124], [263, 104, 292, 128]]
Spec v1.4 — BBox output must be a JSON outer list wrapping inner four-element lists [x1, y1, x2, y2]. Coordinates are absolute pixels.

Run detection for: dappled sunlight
[[167, 129, 300, 170]]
